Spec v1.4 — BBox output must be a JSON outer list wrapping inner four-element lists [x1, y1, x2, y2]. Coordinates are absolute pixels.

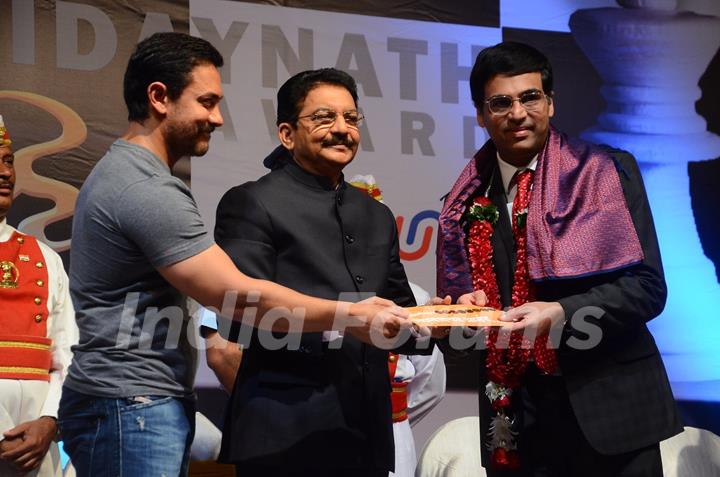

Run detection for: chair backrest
[[191, 412, 223, 462], [415, 416, 486, 477], [63, 462, 76, 477], [417, 420, 720, 477], [660, 426, 720, 477]]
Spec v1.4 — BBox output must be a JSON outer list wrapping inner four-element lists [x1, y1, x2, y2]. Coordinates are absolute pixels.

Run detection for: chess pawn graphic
[[570, 1, 720, 400]]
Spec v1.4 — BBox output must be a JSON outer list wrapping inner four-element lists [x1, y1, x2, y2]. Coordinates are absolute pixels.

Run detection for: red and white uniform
[[389, 283, 446, 477], [0, 219, 77, 477]]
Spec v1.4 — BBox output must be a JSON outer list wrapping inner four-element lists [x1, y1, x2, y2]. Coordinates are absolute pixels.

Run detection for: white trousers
[[389, 419, 416, 477], [0, 380, 61, 477]]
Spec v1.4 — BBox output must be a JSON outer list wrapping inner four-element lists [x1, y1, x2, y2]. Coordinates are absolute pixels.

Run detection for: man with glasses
[[213, 68, 431, 477], [436, 42, 680, 476]]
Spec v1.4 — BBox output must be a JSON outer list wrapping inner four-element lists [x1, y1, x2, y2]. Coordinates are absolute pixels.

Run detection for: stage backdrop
[[1, 0, 719, 402]]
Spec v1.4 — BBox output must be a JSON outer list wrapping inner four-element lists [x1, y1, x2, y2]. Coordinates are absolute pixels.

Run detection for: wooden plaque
[[407, 304, 505, 327]]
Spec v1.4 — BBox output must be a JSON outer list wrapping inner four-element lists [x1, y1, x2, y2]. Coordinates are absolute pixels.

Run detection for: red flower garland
[[465, 175, 557, 470], [466, 197, 501, 311]]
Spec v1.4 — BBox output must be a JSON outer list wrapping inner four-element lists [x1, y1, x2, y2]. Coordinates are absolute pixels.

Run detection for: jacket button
[[36, 261, 44, 268], [345, 234, 355, 244], [355, 275, 364, 284], [34, 297, 42, 305], [34, 314, 43, 323], [36, 279, 44, 287]]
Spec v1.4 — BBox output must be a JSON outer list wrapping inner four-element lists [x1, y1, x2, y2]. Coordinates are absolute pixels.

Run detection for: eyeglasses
[[484, 90, 548, 115], [297, 109, 365, 129]]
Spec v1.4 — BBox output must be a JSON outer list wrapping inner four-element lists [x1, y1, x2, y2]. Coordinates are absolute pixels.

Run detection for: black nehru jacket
[[214, 158, 420, 472]]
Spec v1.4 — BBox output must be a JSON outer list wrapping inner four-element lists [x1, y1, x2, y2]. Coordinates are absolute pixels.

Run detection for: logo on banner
[[396, 210, 439, 261], [0, 91, 86, 252]]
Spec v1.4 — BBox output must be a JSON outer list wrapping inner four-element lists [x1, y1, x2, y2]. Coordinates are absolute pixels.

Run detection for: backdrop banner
[[0, 0, 190, 255], [190, 0, 501, 294]]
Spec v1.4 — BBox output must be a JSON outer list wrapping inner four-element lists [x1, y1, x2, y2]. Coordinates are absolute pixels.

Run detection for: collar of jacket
[[283, 157, 346, 192]]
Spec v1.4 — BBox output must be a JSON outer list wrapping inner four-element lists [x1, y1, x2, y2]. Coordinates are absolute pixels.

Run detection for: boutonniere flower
[[466, 196, 499, 225]]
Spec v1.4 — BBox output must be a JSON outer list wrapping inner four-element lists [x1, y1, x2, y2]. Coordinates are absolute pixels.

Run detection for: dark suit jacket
[[445, 148, 682, 462], [214, 159, 417, 471]]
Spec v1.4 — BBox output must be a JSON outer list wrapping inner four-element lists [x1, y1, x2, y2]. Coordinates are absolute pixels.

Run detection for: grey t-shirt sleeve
[[115, 175, 213, 268]]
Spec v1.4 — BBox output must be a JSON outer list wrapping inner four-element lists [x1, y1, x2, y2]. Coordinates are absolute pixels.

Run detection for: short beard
[[166, 121, 214, 159]]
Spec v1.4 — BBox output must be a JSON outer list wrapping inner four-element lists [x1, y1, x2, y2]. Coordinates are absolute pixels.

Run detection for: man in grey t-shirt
[[58, 33, 412, 477], [66, 139, 210, 398]]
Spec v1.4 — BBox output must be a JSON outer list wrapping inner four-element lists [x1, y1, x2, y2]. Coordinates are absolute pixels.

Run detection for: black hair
[[469, 41, 553, 108], [276, 68, 358, 126], [123, 32, 224, 122]]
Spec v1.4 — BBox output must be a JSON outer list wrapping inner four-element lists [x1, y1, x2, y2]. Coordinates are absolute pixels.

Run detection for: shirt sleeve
[[39, 245, 78, 418], [199, 305, 221, 338], [407, 348, 447, 425], [199, 307, 219, 330], [115, 175, 213, 268]]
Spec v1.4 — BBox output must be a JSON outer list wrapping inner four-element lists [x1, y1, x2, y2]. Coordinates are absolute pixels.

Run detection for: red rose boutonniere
[[466, 196, 499, 225]]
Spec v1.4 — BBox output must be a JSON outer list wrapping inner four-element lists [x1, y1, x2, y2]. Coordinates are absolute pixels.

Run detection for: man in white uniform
[[0, 115, 78, 476]]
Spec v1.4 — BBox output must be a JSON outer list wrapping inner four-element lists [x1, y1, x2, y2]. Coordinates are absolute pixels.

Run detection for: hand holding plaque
[[407, 304, 505, 327]]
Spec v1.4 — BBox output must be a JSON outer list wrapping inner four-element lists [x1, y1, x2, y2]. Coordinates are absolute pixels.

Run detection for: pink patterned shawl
[[436, 126, 643, 299]]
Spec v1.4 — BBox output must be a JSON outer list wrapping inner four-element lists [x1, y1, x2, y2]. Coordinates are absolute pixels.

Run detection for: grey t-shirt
[[66, 139, 213, 398]]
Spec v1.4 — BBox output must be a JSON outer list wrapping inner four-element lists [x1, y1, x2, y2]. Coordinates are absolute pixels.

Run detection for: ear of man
[[147, 82, 169, 117], [476, 109, 486, 128], [277, 123, 295, 150]]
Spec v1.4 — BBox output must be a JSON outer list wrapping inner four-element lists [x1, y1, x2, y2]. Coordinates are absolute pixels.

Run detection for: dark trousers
[[486, 366, 662, 477]]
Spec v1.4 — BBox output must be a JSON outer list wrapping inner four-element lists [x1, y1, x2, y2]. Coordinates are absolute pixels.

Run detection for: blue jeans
[[58, 386, 195, 477]]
